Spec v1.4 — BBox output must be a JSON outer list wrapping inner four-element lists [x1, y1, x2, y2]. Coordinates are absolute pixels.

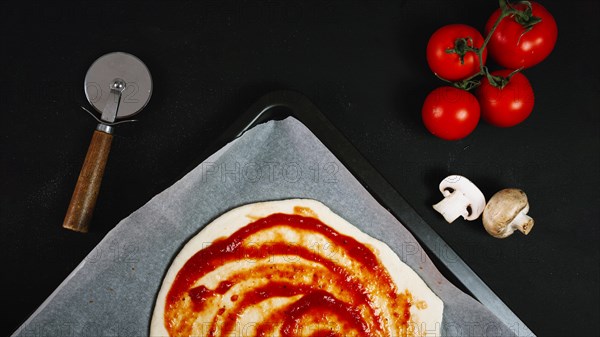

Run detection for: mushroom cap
[[482, 189, 530, 238]]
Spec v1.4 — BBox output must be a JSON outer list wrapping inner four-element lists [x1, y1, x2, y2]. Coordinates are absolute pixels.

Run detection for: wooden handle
[[63, 130, 113, 233]]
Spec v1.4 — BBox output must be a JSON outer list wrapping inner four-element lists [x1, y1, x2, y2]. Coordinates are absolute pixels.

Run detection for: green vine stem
[[447, 0, 540, 90]]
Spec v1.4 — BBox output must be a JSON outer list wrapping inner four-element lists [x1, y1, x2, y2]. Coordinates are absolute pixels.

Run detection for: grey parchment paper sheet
[[13, 118, 518, 337]]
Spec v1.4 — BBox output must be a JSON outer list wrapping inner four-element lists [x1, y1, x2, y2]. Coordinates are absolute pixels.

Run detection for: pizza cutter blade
[[63, 52, 152, 233]]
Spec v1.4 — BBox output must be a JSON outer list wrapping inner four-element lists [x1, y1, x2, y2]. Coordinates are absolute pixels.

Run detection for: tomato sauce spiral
[[164, 213, 413, 337]]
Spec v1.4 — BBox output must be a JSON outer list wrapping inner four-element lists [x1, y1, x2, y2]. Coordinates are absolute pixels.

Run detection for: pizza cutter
[[63, 52, 152, 233]]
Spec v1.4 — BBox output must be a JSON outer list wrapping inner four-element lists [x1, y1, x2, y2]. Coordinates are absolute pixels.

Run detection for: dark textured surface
[[2, 1, 598, 336]]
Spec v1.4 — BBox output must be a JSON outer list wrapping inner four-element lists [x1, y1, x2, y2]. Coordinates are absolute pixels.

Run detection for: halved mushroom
[[432, 175, 486, 223], [482, 188, 534, 239]]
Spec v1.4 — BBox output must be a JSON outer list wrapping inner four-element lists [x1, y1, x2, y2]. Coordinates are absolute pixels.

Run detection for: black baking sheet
[[11, 90, 531, 337]]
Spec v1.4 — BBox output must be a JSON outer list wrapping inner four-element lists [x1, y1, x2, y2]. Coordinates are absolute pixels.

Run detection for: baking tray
[[198, 90, 533, 335], [11, 90, 531, 337]]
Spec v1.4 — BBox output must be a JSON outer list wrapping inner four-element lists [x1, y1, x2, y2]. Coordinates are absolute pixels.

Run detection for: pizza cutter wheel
[[63, 52, 152, 233]]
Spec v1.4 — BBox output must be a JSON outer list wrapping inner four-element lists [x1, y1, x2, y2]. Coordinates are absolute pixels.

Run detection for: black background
[[2, 1, 598, 336]]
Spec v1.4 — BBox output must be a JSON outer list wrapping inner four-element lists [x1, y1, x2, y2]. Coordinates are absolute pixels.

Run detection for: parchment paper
[[13, 118, 519, 337]]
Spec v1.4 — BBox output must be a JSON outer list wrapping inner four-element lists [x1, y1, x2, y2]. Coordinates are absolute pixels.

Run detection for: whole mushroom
[[432, 175, 486, 223], [482, 188, 534, 239]]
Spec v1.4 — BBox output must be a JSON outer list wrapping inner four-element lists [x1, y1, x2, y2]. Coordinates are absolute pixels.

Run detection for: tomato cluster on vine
[[422, 0, 557, 140]]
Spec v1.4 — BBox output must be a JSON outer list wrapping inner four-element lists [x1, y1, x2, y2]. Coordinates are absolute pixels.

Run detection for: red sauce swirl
[[164, 212, 412, 336]]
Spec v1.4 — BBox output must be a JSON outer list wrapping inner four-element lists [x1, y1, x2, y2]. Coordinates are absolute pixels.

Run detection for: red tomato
[[476, 70, 535, 127], [485, 1, 557, 69], [422, 87, 480, 140], [426, 24, 487, 81]]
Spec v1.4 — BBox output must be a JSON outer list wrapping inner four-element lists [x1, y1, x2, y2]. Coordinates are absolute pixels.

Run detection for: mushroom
[[482, 188, 534, 239], [432, 175, 486, 223]]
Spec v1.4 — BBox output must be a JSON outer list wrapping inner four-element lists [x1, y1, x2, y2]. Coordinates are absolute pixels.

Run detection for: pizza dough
[[150, 199, 443, 336]]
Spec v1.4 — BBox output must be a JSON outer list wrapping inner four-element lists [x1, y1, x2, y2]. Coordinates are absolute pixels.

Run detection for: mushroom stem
[[432, 191, 470, 223], [511, 209, 534, 235]]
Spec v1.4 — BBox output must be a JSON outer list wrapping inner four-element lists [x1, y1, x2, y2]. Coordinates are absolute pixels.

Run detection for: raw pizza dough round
[[151, 199, 443, 337]]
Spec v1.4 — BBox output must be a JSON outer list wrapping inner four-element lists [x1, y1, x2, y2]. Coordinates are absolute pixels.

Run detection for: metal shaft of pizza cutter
[[62, 79, 126, 233]]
